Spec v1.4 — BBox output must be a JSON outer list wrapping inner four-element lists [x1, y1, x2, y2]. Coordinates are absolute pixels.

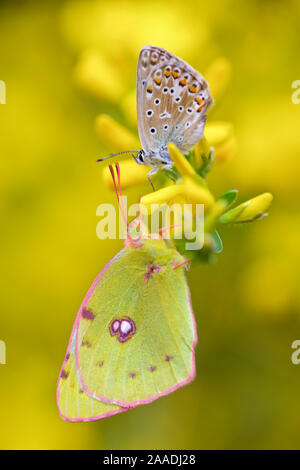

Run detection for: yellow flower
[[204, 121, 237, 163], [141, 143, 215, 212], [220, 193, 274, 223], [204, 57, 232, 104], [95, 114, 140, 151], [64, 10, 272, 249], [74, 49, 126, 102], [103, 159, 148, 190]]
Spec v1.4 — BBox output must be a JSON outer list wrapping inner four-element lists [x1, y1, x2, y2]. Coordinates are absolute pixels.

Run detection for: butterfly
[[57, 164, 197, 421], [98, 45, 213, 188]]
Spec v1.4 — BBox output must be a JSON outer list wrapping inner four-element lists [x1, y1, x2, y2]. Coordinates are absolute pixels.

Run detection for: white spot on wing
[[120, 320, 132, 334]]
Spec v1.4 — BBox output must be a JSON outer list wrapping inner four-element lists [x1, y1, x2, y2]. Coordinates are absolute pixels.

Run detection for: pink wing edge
[[74, 254, 198, 409], [57, 248, 130, 422]]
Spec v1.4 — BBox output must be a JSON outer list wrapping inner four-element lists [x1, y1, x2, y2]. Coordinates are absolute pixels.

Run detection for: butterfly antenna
[[97, 150, 139, 162], [115, 163, 128, 227], [109, 164, 120, 203], [138, 195, 142, 235], [109, 164, 128, 228]]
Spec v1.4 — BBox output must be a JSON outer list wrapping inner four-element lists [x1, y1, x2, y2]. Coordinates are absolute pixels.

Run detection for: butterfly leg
[[147, 168, 158, 192], [172, 258, 191, 271]]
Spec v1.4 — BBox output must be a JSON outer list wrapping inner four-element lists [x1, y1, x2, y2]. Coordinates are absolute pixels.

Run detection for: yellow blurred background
[[0, 0, 300, 449]]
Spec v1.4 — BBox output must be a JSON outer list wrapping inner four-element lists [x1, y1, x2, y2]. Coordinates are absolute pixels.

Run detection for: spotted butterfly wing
[[136, 45, 213, 155], [74, 238, 197, 409]]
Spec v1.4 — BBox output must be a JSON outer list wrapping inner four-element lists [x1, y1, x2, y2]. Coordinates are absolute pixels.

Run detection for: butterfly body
[[136, 45, 213, 179], [134, 146, 173, 176]]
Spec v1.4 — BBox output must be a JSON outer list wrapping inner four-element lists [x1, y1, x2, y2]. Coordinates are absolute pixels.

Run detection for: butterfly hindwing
[[76, 239, 197, 407], [137, 45, 213, 155]]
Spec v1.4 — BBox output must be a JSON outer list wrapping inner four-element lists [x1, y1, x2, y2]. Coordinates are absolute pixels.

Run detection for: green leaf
[[198, 147, 215, 178], [219, 203, 248, 224], [211, 230, 223, 253], [217, 189, 238, 208]]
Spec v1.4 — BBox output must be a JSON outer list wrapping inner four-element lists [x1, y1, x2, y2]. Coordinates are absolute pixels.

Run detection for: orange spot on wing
[[189, 85, 197, 93], [197, 104, 205, 112], [164, 70, 171, 77], [179, 78, 187, 87], [172, 71, 180, 78], [154, 77, 162, 85], [195, 97, 204, 105], [147, 85, 153, 93]]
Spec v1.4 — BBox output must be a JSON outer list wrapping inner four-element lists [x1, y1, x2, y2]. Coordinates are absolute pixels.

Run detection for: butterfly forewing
[[137, 45, 213, 155], [75, 240, 197, 407]]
